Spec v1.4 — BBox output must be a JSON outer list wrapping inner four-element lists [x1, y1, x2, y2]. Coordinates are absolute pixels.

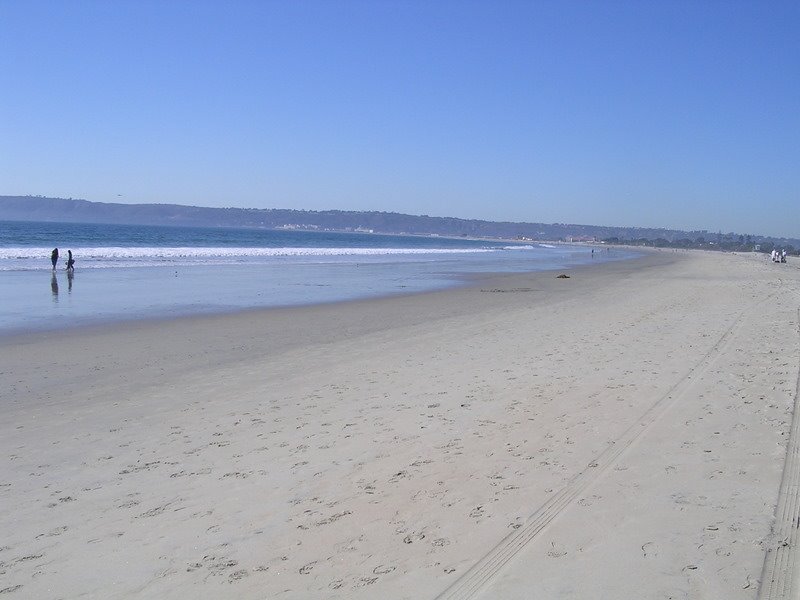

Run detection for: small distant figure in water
[[591, 248, 595, 257], [51, 248, 59, 270], [66, 250, 75, 272]]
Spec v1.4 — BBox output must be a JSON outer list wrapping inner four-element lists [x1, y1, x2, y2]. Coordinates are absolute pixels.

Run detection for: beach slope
[[1, 251, 799, 599]]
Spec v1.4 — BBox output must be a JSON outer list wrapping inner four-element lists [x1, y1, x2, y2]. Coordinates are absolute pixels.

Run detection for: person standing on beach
[[66, 250, 75, 272], [51, 248, 59, 270]]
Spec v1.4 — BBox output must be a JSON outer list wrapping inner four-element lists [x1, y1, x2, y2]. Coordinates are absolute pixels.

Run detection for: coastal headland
[[2, 250, 799, 599]]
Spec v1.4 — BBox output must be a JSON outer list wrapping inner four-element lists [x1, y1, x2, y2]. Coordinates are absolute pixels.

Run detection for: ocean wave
[[0, 245, 495, 259], [503, 245, 544, 250], [0, 245, 499, 270]]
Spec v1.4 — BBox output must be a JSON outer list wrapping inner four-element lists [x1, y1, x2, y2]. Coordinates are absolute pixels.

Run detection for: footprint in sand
[[299, 562, 316, 575], [389, 470, 409, 483], [228, 569, 249, 582], [373, 565, 396, 574], [642, 541, 659, 558], [546, 541, 567, 558], [578, 495, 601, 507], [403, 532, 426, 544]]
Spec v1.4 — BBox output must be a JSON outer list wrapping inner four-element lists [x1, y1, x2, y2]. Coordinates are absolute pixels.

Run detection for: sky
[[1, 1, 798, 238]]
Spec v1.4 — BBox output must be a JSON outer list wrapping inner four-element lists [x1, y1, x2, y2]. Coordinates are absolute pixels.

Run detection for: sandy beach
[[2, 250, 799, 599]]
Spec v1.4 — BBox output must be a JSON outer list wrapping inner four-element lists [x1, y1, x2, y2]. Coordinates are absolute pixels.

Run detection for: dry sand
[[1, 250, 799, 599]]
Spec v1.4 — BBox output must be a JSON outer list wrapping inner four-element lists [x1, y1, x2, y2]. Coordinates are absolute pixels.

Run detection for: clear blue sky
[[1, 1, 798, 237]]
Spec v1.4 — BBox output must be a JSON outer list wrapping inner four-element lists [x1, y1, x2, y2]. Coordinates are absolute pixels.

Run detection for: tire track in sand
[[435, 299, 763, 600], [757, 308, 800, 600]]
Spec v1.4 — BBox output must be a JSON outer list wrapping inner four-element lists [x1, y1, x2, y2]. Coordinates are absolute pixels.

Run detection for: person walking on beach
[[51, 248, 59, 270], [66, 250, 75, 272]]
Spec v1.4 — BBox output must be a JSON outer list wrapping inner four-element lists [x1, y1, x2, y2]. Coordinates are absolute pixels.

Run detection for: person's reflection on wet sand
[[67, 268, 74, 293], [51, 272, 59, 300]]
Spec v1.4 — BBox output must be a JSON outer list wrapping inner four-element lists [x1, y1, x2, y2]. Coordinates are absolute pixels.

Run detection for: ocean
[[0, 220, 638, 335]]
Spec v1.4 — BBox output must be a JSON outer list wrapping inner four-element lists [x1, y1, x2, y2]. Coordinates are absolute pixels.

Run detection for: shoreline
[[3, 250, 799, 599], [0, 243, 638, 339], [0, 248, 654, 344]]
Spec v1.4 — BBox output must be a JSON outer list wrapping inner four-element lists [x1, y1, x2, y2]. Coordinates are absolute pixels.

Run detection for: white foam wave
[[0, 245, 496, 259], [0, 245, 499, 270]]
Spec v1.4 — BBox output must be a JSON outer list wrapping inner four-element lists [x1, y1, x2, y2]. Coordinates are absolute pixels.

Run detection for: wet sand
[[2, 250, 799, 599]]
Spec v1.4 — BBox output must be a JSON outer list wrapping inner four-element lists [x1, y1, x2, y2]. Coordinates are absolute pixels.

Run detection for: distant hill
[[1, 195, 798, 251]]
